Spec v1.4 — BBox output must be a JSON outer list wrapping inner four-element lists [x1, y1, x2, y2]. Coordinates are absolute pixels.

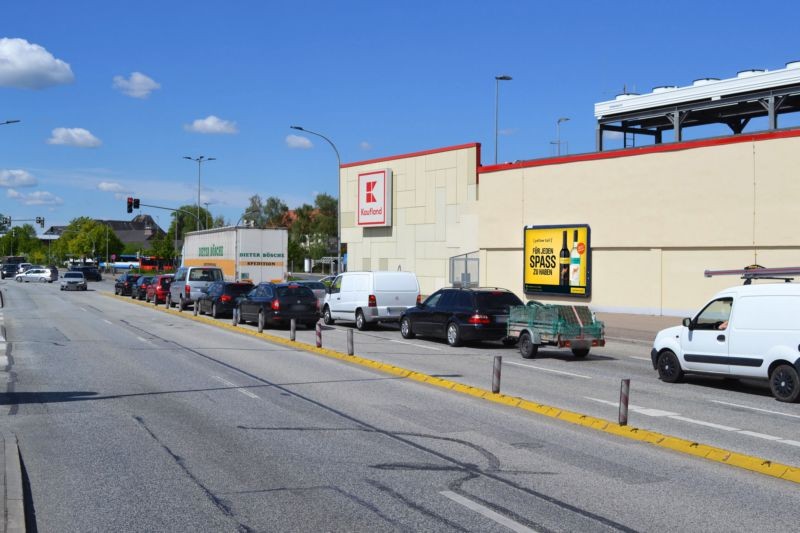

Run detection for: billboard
[[523, 224, 591, 297], [357, 169, 393, 227]]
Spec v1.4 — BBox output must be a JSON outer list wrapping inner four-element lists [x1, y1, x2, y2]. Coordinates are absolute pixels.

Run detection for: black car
[[235, 282, 319, 329], [114, 273, 141, 296], [132, 276, 154, 300], [399, 287, 524, 347], [196, 281, 254, 318], [1, 263, 18, 279], [70, 265, 102, 281]]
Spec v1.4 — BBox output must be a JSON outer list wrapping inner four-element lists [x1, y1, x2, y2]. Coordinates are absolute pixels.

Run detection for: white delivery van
[[652, 282, 800, 402], [322, 271, 420, 330]]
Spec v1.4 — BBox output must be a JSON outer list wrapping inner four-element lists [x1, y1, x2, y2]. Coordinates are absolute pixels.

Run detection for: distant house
[[43, 215, 167, 249]]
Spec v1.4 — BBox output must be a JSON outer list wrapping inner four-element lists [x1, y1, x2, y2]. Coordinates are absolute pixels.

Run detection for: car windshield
[[190, 269, 223, 282], [64, 273, 83, 279], [276, 286, 314, 298]]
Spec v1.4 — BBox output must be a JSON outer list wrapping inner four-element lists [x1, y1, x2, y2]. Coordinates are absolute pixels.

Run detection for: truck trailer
[[181, 226, 288, 283]]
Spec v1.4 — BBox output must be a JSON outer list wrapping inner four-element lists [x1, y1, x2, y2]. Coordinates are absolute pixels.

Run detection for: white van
[[322, 271, 420, 330], [652, 282, 800, 402]]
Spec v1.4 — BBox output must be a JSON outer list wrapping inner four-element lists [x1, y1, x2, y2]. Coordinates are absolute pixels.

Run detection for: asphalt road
[[1, 279, 798, 532]]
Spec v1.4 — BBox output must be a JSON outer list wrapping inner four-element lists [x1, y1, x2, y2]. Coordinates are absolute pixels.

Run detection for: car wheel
[[770, 364, 800, 402], [322, 305, 334, 325], [39, 277, 47, 283], [657, 350, 684, 383], [258, 310, 265, 333], [400, 317, 415, 339], [446, 322, 462, 347], [355, 310, 368, 331], [16, 277, 21, 282], [519, 332, 538, 359], [571, 348, 590, 358], [211, 304, 218, 319]]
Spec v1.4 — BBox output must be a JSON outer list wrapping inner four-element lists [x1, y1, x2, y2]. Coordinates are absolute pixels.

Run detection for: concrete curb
[[3, 434, 25, 533], [106, 293, 800, 485]]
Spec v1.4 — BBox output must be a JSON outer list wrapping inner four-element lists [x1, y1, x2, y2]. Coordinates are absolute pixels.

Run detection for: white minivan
[[652, 282, 800, 402], [322, 271, 420, 330]]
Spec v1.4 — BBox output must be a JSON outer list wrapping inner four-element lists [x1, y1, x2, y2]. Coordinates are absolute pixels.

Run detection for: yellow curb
[[104, 292, 800, 485]]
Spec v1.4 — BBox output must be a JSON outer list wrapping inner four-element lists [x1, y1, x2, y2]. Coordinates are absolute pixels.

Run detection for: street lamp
[[494, 75, 512, 164], [556, 117, 570, 156], [183, 156, 216, 231], [203, 202, 214, 229], [290, 125, 342, 275]]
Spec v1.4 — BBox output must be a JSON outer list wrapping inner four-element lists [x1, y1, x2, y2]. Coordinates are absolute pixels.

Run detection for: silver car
[[60, 271, 87, 291], [15, 268, 52, 283]]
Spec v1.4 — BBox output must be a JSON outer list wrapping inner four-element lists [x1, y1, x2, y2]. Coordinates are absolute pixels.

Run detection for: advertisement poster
[[357, 169, 393, 227], [523, 224, 591, 297]]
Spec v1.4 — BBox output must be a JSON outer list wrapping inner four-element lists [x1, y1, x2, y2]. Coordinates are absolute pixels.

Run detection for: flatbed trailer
[[507, 301, 605, 359]]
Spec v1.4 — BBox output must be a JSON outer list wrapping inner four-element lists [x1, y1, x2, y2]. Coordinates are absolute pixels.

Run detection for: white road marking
[[389, 339, 442, 351], [738, 430, 783, 441], [440, 491, 538, 533], [666, 415, 739, 431], [710, 399, 800, 420], [212, 376, 259, 399], [585, 398, 676, 416], [103, 319, 112, 325], [136, 336, 147, 343], [80, 307, 87, 312], [779, 439, 800, 448], [628, 356, 651, 361], [507, 361, 592, 379]]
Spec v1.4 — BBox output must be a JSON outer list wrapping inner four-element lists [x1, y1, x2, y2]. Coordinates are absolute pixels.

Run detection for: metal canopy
[[594, 62, 800, 150]]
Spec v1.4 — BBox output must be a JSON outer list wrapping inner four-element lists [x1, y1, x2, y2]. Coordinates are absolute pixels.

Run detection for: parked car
[[60, 271, 87, 291], [167, 266, 225, 311], [196, 281, 253, 318], [400, 287, 524, 347], [44, 265, 59, 282], [15, 268, 53, 283], [1, 263, 19, 279], [235, 282, 319, 329], [70, 265, 102, 281], [114, 273, 141, 296], [322, 271, 420, 330], [146, 274, 174, 305], [295, 280, 327, 309], [132, 276, 154, 300], [652, 282, 800, 402], [16, 263, 33, 274]]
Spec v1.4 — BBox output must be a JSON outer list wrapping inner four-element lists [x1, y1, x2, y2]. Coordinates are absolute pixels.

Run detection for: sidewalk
[[595, 312, 681, 345]]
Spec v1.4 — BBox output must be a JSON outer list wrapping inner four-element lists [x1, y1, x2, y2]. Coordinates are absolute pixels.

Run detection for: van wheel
[[657, 350, 683, 383], [400, 317, 415, 339], [519, 332, 538, 359], [355, 310, 368, 331], [572, 348, 590, 358], [770, 364, 800, 402], [446, 322, 462, 347], [323, 306, 334, 325]]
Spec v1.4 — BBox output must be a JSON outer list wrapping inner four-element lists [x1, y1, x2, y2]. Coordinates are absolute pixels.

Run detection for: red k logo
[[365, 180, 377, 203]]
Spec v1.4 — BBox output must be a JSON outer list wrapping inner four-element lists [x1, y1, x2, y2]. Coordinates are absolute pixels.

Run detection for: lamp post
[[290, 125, 342, 275], [183, 156, 216, 231], [556, 117, 570, 156], [1, 119, 20, 126], [494, 75, 512, 164]]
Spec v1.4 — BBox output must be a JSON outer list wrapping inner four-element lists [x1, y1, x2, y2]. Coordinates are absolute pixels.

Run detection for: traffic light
[[127, 197, 133, 213], [35, 216, 44, 228], [133, 198, 140, 209]]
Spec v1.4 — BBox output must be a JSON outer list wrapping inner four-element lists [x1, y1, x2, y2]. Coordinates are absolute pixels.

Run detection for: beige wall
[[478, 133, 800, 315], [341, 145, 480, 296]]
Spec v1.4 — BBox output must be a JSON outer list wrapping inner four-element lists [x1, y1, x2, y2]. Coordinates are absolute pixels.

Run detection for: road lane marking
[[738, 430, 783, 441], [440, 491, 538, 533], [389, 339, 442, 351], [585, 398, 676, 416], [780, 440, 800, 448], [212, 376, 259, 399], [667, 416, 739, 431], [710, 400, 800, 420], [103, 319, 112, 325], [507, 361, 592, 379], [136, 336, 147, 343], [80, 307, 87, 312]]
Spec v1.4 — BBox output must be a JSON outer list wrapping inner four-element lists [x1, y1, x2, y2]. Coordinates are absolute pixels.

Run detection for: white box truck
[[182, 227, 288, 283]]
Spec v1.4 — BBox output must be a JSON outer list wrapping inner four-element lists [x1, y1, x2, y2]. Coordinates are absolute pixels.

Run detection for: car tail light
[[368, 294, 377, 307], [220, 294, 231, 303], [185, 284, 191, 297], [271, 299, 280, 311], [416, 294, 421, 305], [467, 314, 490, 325]]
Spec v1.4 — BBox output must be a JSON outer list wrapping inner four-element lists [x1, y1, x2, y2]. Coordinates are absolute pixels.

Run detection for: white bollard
[[492, 356, 502, 393], [619, 378, 631, 426]]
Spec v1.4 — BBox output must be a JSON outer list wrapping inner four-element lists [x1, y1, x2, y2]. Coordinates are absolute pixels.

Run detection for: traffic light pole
[[127, 200, 201, 267]]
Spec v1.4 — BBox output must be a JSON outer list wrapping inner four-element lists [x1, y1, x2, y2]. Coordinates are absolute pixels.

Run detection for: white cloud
[[113, 71, 160, 98], [97, 181, 127, 193], [47, 127, 102, 148], [0, 169, 37, 187], [286, 134, 312, 149], [359, 141, 372, 151], [0, 38, 74, 89], [6, 188, 63, 206], [184, 115, 238, 134], [498, 128, 518, 136]]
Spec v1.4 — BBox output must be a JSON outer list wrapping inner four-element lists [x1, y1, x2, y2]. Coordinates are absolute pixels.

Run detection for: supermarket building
[[338, 64, 800, 316]]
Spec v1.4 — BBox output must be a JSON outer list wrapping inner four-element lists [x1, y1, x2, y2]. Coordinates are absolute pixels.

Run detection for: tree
[[166, 205, 209, 241], [263, 196, 288, 227], [148, 231, 177, 262], [242, 195, 267, 227], [51, 218, 123, 264], [0, 224, 42, 259]]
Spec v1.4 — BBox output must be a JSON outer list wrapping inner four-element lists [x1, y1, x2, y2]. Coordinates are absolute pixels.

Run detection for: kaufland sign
[[357, 169, 393, 227]]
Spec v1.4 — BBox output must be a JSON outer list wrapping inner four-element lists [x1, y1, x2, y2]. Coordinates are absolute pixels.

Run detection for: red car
[[147, 274, 174, 305]]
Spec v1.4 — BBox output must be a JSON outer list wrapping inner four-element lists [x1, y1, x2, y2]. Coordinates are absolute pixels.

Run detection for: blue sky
[[1, 1, 798, 231]]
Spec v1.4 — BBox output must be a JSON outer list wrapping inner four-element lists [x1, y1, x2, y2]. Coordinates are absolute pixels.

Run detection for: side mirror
[[682, 317, 693, 329]]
